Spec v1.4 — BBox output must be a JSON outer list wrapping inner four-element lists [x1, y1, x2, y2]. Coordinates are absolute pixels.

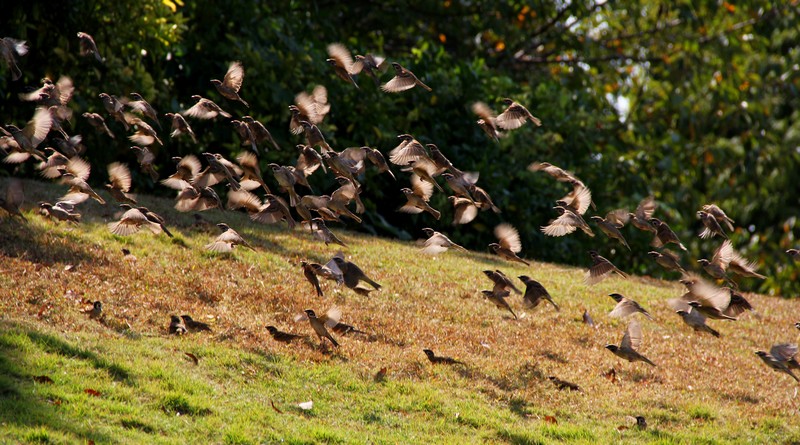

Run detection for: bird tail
[[418, 81, 432, 92], [428, 207, 441, 220], [363, 277, 382, 290], [705, 325, 721, 338], [548, 298, 560, 312]]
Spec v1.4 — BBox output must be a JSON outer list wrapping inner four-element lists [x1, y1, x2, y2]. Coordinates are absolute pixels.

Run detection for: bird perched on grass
[[495, 98, 541, 129], [421, 228, 465, 255], [608, 293, 652, 320], [586, 251, 628, 285], [423, 349, 463, 365], [297, 308, 341, 348], [39, 202, 80, 224], [489, 223, 529, 266], [755, 344, 799, 382], [382, 62, 431, 92], [211, 61, 248, 107], [548, 376, 581, 391], [605, 319, 656, 366], [518, 276, 559, 311], [181, 315, 212, 332], [169, 315, 187, 335], [206, 223, 255, 253], [0, 178, 26, 221], [481, 289, 517, 319], [82, 301, 103, 320], [266, 326, 306, 344]]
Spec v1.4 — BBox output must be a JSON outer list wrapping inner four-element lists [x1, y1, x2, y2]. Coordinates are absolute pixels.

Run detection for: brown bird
[[83, 112, 115, 138], [608, 293, 652, 320], [164, 112, 197, 143], [591, 209, 631, 250], [301, 261, 324, 297], [206, 223, 255, 253], [184, 95, 231, 120], [481, 289, 517, 319], [489, 223, 529, 266], [755, 346, 799, 382], [528, 162, 582, 184], [421, 228, 466, 255], [161, 154, 201, 190], [242, 116, 280, 152], [448, 196, 479, 225], [4, 106, 51, 163], [496, 98, 541, 129], [472, 101, 501, 142], [130, 145, 159, 181], [59, 170, 106, 205], [83, 301, 103, 320], [98, 93, 130, 130], [648, 250, 685, 274], [228, 190, 296, 228], [298, 308, 340, 348], [329, 253, 381, 291], [582, 309, 595, 327], [483, 269, 522, 295], [1, 37, 28, 81], [108, 205, 162, 236], [121, 248, 137, 263], [605, 319, 656, 366], [542, 206, 594, 238], [518, 276, 559, 311], [701, 204, 735, 232], [77, 32, 103, 62], [398, 176, 440, 220], [310, 218, 348, 247], [381, 62, 432, 93], [423, 349, 463, 365], [585, 250, 628, 285], [673, 303, 720, 338], [169, 315, 187, 335], [675, 274, 753, 320], [0, 178, 26, 221], [697, 239, 734, 280], [326, 43, 359, 88], [726, 247, 767, 280], [129, 93, 161, 129], [197, 152, 241, 191], [629, 196, 657, 233], [470, 185, 501, 213], [649, 218, 687, 251], [353, 53, 386, 85], [129, 118, 163, 146], [236, 151, 270, 193], [548, 376, 581, 391], [39, 202, 81, 224], [268, 163, 300, 207], [388, 134, 429, 166], [266, 326, 306, 344], [556, 182, 593, 216], [231, 120, 257, 153], [136, 207, 173, 238], [105, 162, 137, 204], [697, 210, 727, 239], [211, 61, 248, 107], [442, 172, 478, 202], [289, 85, 329, 135], [181, 315, 212, 332]]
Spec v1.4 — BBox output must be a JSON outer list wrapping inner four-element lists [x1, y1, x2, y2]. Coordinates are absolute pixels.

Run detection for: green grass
[[1, 177, 800, 444]]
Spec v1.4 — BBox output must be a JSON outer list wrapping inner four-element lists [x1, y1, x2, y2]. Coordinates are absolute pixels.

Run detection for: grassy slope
[[1, 177, 799, 444]]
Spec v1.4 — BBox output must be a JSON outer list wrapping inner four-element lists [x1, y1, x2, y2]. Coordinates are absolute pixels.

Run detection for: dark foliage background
[[2, 0, 799, 295]]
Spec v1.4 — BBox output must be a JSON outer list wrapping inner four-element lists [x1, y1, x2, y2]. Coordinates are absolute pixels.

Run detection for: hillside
[[1, 178, 799, 444]]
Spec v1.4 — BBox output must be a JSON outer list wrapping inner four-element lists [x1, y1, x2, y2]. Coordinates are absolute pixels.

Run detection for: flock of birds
[[1, 33, 800, 386]]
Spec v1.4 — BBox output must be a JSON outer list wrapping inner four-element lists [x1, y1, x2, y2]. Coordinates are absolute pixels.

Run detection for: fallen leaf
[[33, 375, 54, 384], [184, 352, 199, 365], [617, 425, 629, 431], [298, 401, 313, 410], [47, 398, 62, 406], [270, 401, 283, 414], [88, 440, 95, 445], [544, 415, 558, 424], [84, 388, 101, 397], [603, 367, 617, 383]]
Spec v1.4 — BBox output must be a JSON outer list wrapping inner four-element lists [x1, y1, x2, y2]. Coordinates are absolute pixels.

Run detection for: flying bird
[[77, 32, 103, 62], [495, 98, 541, 129], [605, 319, 656, 366], [585, 251, 628, 285], [1, 37, 28, 81], [518, 276, 559, 311], [326, 43, 360, 88], [608, 293, 652, 320], [205, 223, 255, 253], [381, 62, 432, 93], [211, 61, 248, 106], [489, 223, 529, 266]]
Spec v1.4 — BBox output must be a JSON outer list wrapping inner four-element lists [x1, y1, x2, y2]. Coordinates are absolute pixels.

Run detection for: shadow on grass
[[0, 218, 107, 267], [0, 321, 126, 443]]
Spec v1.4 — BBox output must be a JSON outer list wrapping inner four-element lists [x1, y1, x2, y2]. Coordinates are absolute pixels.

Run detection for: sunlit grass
[[1, 177, 799, 444]]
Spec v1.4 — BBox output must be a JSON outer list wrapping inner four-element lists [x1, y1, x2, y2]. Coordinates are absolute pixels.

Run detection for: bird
[[108, 205, 162, 236], [495, 98, 541, 129], [269, 163, 300, 207], [328, 253, 381, 291], [82, 301, 103, 320], [105, 162, 137, 204], [164, 112, 197, 143], [591, 210, 630, 250], [181, 315, 212, 332], [605, 319, 656, 366], [726, 247, 767, 280], [483, 270, 522, 295], [697, 239, 734, 280], [648, 250, 685, 274], [39, 202, 81, 224], [236, 151, 270, 193], [0, 178, 26, 221], [489, 223, 529, 266], [697, 210, 727, 239], [301, 261, 324, 297], [298, 308, 340, 348], [77, 32, 103, 62], [518, 276, 559, 311], [469, 185, 500, 213], [326, 43, 359, 88], [4, 106, 51, 163], [289, 85, 329, 135], [353, 53, 386, 85], [197, 152, 241, 191], [481, 288, 518, 319], [98, 93, 130, 130], [628, 196, 657, 233], [405, 158, 444, 193], [130, 145, 159, 181], [448, 196, 479, 225], [169, 315, 187, 335], [542, 206, 594, 238], [121, 248, 137, 263], [582, 309, 596, 327], [675, 274, 753, 321], [184, 95, 231, 120], [420, 228, 466, 255], [82, 112, 115, 138], [608, 293, 652, 320], [398, 177, 440, 220], [128, 118, 162, 147], [586, 251, 628, 285], [211, 61, 248, 106], [472, 101, 501, 142], [528, 162, 582, 183], [59, 170, 106, 205], [309, 218, 348, 247], [381, 62, 432, 92], [755, 345, 799, 382], [266, 326, 305, 344], [206, 223, 255, 253], [129, 92, 161, 129], [241, 116, 280, 152], [388, 134, 429, 166], [1, 37, 28, 81], [649, 218, 687, 251], [701, 204, 735, 232], [423, 349, 463, 365], [227, 190, 296, 228], [674, 307, 720, 338], [548, 376, 581, 391]]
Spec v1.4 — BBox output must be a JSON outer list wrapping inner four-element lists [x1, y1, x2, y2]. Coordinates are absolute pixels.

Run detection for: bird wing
[[381, 74, 417, 93], [107, 162, 132, 192], [223, 61, 245, 91], [622, 319, 642, 351], [471, 101, 496, 120], [541, 213, 579, 237], [494, 223, 522, 253], [322, 306, 342, 328], [496, 103, 537, 129], [327, 43, 355, 73], [711, 239, 733, 268], [606, 209, 630, 227], [25, 107, 53, 148], [563, 185, 592, 215], [609, 300, 638, 318], [636, 196, 657, 220], [388, 137, 427, 166], [770, 344, 798, 362], [411, 174, 434, 201]]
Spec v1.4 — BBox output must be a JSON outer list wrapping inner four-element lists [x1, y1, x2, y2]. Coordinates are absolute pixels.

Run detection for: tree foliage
[[1, 0, 799, 294]]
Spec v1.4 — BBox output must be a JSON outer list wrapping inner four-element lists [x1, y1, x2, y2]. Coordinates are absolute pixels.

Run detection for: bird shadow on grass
[[0, 321, 124, 443], [0, 219, 107, 267]]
